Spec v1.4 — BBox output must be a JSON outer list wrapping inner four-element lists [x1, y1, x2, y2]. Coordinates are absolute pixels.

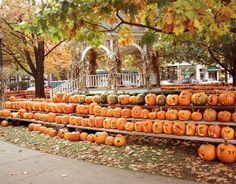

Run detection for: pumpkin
[[207, 95, 218, 106], [93, 105, 102, 116], [163, 122, 173, 135], [143, 121, 153, 133], [110, 118, 117, 129], [152, 122, 163, 134], [47, 113, 56, 122], [173, 122, 185, 136], [232, 112, 236, 122], [156, 95, 166, 106], [140, 109, 150, 119], [196, 124, 208, 137], [166, 109, 178, 120], [186, 123, 196, 136], [69, 116, 77, 125], [49, 129, 57, 137], [18, 109, 27, 118], [218, 92, 235, 106], [100, 107, 108, 116], [39, 126, 46, 134], [148, 112, 157, 119], [118, 95, 130, 105], [87, 134, 95, 142], [129, 96, 137, 105], [34, 124, 41, 132], [157, 111, 166, 120], [77, 95, 86, 104], [56, 103, 65, 113], [93, 95, 101, 104], [28, 123, 36, 131], [131, 106, 142, 118], [75, 117, 83, 126], [58, 129, 68, 138], [124, 122, 135, 131], [121, 108, 131, 118], [87, 116, 95, 127], [105, 136, 114, 145], [69, 95, 76, 103], [32, 103, 40, 111], [116, 118, 127, 130], [191, 111, 202, 121], [113, 107, 122, 118], [101, 93, 108, 104], [55, 116, 62, 124], [81, 118, 89, 126], [136, 94, 145, 105], [135, 121, 144, 132], [203, 109, 217, 122], [217, 111, 232, 122], [76, 105, 89, 114], [1, 120, 9, 127], [216, 144, 236, 163], [74, 132, 81, 140], [88, 103, 98, 115], [221, 127, 234, 139], [53, 92, 64, 103], [85, 96, 94, 104], [198, 144, 216, 161], [178, 110, 191, 121], [44, 128, 52, 135], [94, 132, 109, 144], [80, 132, 88, 141], [166, 94, 179, 106], [208, 125, 221, 138], [103, 118, 112, 129], [2, 109, 11, 117], [145, 94, 156, 106], [95, 117, 104, 128], [191, 92, 207, 106], [107, 94, 118, 104], [63, 104, 76, 114], [114, 134, 126, 147], [106, 108, 114, 117], [63, 93, 72, 103], [179, 90, 192, 106], [61, 115, 70, 124]]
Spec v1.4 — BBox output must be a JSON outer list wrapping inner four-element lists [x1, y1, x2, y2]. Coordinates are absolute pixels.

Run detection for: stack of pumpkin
[[198, 143, 236, 163], [28, 123, 58, 137]]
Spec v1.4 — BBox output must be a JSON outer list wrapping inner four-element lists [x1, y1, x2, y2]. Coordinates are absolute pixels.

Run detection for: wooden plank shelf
[[67, 125, 236, 145]]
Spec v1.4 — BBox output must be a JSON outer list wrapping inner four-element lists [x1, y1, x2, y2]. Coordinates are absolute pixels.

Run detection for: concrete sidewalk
[[0, 141, 198, 184]]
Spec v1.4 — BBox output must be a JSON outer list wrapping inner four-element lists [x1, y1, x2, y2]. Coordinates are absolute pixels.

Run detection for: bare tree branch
[[45, 40, 64, 57]]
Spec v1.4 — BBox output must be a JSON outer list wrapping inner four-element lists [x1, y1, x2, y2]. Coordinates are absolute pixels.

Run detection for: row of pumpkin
[[2, 103, 236, 122], [8, 90, 236, 106], [2, 109, 236, 139], [28, 123, 126, 146]]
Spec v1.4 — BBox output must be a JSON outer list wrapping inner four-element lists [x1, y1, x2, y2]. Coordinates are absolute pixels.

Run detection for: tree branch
[[24, 49, 37, 74], [45, 40, 64, 57]]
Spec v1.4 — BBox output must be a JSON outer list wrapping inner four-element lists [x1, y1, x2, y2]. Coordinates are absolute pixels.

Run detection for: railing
[[85, 74, 108, 88], [116, 73, 145, 87]]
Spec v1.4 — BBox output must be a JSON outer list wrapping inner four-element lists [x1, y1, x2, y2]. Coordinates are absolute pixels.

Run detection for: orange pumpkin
[[207, 95, 218, 106], [81, 118, 89, 126], [203, 109, 217, 122], [85, 96, 94, 104], [186, 123, 196, 136], [148, 112, 157, 119], [94, 132, 109, 144], [163, 122, 173, 135], [75, 117, 83, 126], [88, 103, 98, 115], [129, 96, 137, 105], [63, 93, 72, 103], [216, 144, 236, 163], [55, 116, 62, 124], [28, 123, 36, 131], [113, 107, 122, 118], [221, 127, 234, 139], [124, 122, 135, 131], [208, 125, 221, 138], [219, 92, 235, 106], [93, 105, 102, 116], [53, 93, 64, 103], [217, 111, 232, 122], [80, 132, 89, 141], [191, 111, 202, 121], [135, 121, 144, 132], [106, 108, 114, 117], [121, 108, 131, 118], [103, 118, 112, 129], [116, 118, 127, 130], [179, 90, 192, 106], [61, 115, 69, 124], [157, 111, 166, 120], [47, 113, 56, 122], [95, 117, 105, 128], [196, 124, 208, 137], [173, 122, 185, 136], [76, 105, 89, 114], [105, 136, 115, 145], [69, 116, 76, 125], [114, 134, 126, 147], [93, 95, 101, 104], [140, 109, 150, 119], [198, 144, 216, 161], [18, 109, 27, 118], [49, 129, 57, 137], [58, 129, 68, 138], [110, 118, 117, 129], [178, 110, 191, 121], [118, 95, 130, 105], [152, 122, 163, 134], [87, 134, 95, 142], [166, 109, 178, 120], [232, 112, 236, 122], [1, 120, 9, 127], [131, 106, 142, 118], [88, 116, 95, 127], [145, 94, 156, 106], [166, 94, 179, 106], [100, 107, 108, 116], [143, 121, 153, 133]]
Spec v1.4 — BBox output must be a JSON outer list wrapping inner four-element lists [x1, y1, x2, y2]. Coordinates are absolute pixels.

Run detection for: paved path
[[0, 141, 198, 184]]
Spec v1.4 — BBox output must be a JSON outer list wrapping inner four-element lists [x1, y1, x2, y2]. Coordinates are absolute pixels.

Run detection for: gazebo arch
[[81, 45, 112, 61]]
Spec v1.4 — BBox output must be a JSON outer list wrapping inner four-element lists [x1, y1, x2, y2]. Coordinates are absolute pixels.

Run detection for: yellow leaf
[[193, 19, 203, 31], [173, 24, 185, 35], [164, 13, 173, 25]]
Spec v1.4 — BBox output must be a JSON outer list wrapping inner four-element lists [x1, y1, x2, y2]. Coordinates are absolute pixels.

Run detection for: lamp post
[[0, 33, 3, 68]]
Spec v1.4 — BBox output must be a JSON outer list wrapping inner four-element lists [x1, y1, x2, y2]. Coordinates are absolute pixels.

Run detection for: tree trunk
[[35, 40, 45, 98], [232, 60, 236, 86]]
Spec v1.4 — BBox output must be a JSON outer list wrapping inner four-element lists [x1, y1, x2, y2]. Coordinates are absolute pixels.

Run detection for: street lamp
[[0, 32, 3, 68]]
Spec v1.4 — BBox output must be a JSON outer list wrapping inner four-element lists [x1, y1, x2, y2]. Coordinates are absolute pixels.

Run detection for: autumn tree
[[0, 0, 64, 97]]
